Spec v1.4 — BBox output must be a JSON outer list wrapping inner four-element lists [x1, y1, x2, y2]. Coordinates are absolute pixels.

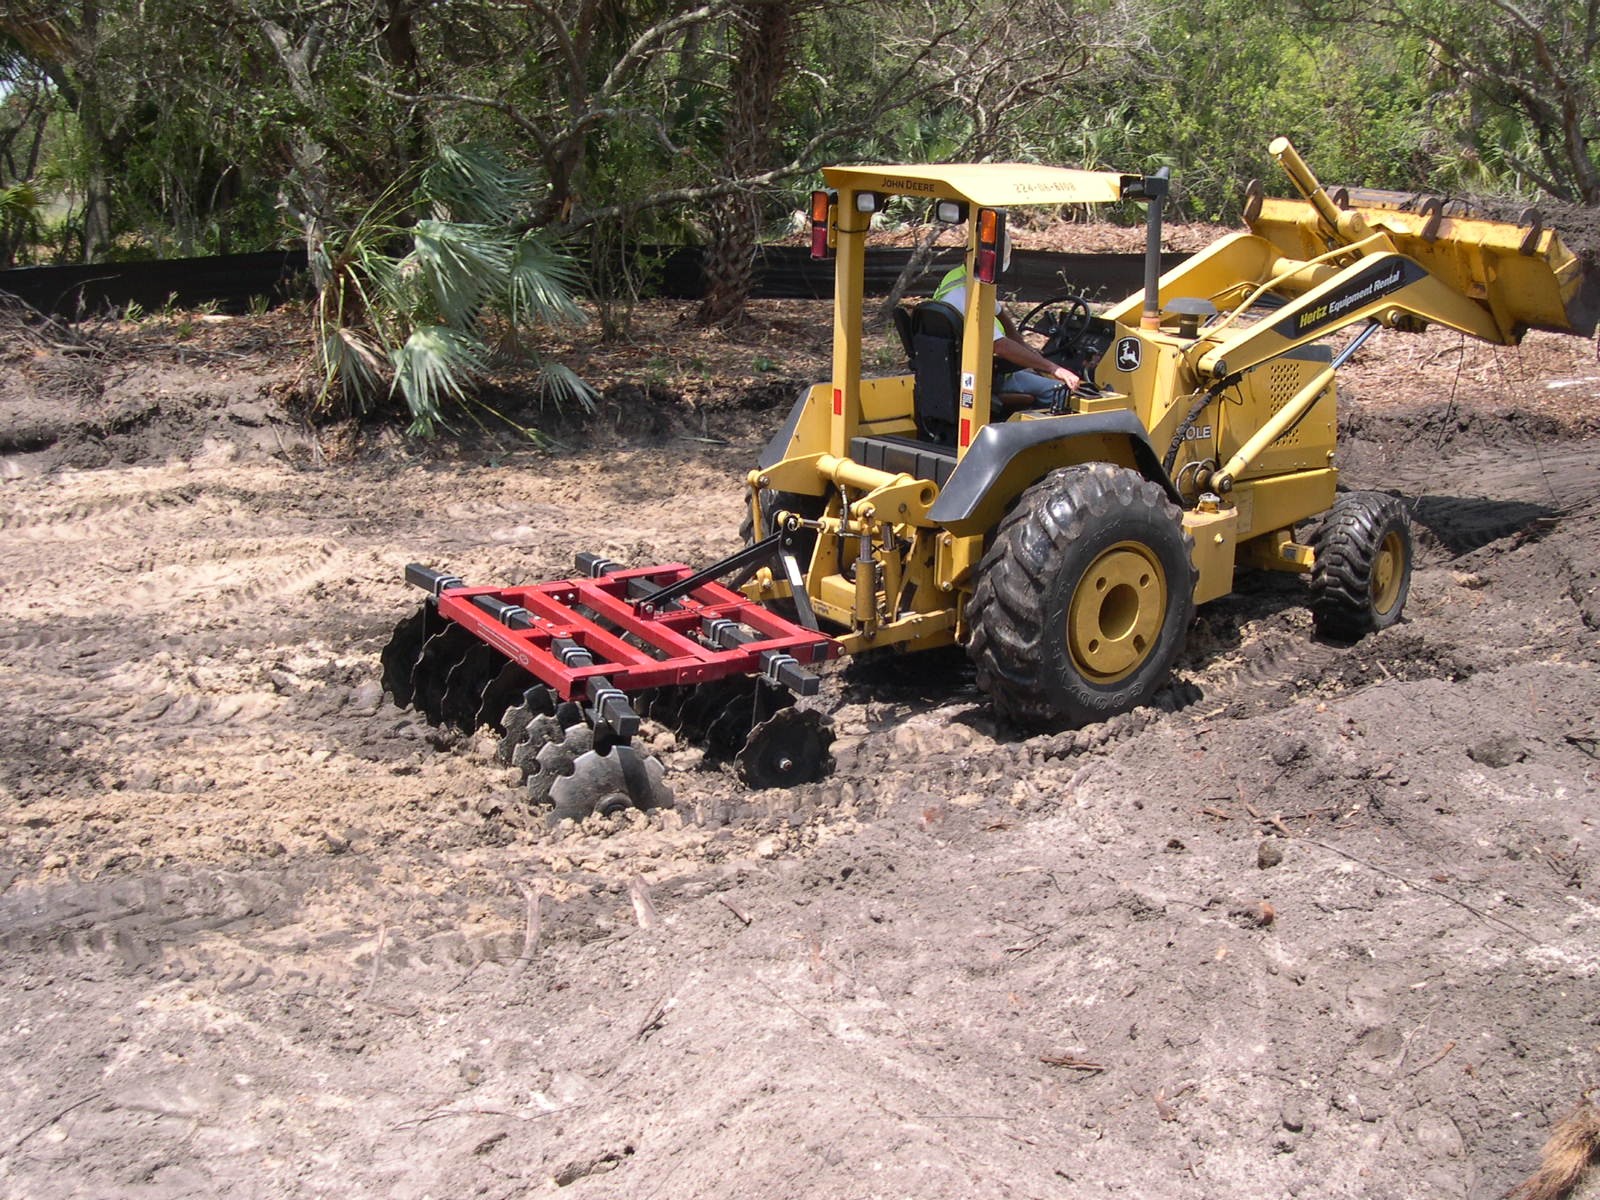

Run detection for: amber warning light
[[974, 207, 1007, 284], [809, 190, 835, 260]]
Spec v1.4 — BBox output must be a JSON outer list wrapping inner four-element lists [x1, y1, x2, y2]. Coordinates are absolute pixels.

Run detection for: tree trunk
[[696, 2, 792, 326], [71, 3, 114, 262], [259, 19, 334, 290]]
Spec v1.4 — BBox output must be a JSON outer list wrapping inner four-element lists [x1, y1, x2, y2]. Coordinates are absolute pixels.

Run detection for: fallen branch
[[390, 1104, 578, 1131], [717, 894, 752, 926], [1407, 1039, 1457, 1076], [505, 883, 544, 985], [10, 1093, 101, 1152], [1300, 838, 1537, 942], [1039, 1055, 1105, 1074], [359, 921, 388, 1000]]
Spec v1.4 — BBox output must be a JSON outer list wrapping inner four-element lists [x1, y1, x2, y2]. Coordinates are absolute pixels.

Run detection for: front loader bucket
[[1250, 193, 1597, 340]]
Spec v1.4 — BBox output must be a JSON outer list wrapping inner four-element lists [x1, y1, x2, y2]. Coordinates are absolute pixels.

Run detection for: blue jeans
[[997, 369, 1068, 406]]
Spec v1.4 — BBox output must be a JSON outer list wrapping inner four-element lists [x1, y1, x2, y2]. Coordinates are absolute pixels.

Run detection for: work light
[[809, 190, 836, 260], [974, 207, 1007, 284]]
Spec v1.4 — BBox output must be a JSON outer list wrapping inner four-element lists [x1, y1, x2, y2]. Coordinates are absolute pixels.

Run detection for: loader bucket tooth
[[440, 643, 506, 733], [476, 661, 536, 734], [379, 604, 439, 710], [413, 624, 478, 726]]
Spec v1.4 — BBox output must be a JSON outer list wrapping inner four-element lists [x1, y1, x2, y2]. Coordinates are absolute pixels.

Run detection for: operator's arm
[[995, 335, 1080, 389]]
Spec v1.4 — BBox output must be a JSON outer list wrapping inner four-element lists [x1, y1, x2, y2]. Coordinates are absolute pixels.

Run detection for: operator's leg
[[995, 369, 1067, 407]]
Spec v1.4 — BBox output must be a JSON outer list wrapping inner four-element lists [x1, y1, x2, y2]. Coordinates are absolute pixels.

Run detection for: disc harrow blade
[[525, 719, 595, 808], [736, 707, 836, 790], [412, 624, 479, 726], [497, 687, 556, 765], [675, 678, 746, 743], [509, 713, 565, 781], [380, 604, 442, 710], [641, 685, 690, 731], [705, 694, 759, 758], [477, 661, 537, 734], [440, 643, 507, 733], [549, 744, 674, 823]]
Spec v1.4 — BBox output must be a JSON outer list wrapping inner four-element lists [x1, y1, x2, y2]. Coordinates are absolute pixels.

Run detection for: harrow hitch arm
[[588, 530, 819, 632]]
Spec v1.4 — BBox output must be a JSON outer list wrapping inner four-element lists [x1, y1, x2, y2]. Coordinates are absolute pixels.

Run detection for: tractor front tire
[[1309, 491, 1412, 639], [966, 463, 1197, 730]]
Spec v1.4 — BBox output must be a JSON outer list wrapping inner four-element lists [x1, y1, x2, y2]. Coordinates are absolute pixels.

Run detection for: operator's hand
[[1052, 365, 1081, 391]]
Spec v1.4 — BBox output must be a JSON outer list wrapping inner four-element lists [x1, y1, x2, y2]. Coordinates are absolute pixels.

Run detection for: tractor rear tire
[[1309, 491, 1412, 639], [966, 463, 1197, 730]]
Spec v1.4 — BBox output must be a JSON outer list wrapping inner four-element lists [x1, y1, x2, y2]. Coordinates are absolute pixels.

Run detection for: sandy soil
[[1, 283, 1599, 1200]]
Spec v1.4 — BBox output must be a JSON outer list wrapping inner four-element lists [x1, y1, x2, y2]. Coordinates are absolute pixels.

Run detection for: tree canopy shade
[[0, 0, 1593, 302], [1298, 0, 1599, 205]]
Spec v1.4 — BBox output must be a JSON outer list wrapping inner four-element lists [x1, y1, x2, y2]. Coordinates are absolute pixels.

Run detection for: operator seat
[[906, 299, 963, 445]]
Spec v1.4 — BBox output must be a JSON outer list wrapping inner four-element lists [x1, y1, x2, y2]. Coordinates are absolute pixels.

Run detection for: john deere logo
[[1116, 337, 1142, 372]]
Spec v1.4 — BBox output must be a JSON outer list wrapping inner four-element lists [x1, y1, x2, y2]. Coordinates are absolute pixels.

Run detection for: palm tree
[[314, 145, 595, 437]]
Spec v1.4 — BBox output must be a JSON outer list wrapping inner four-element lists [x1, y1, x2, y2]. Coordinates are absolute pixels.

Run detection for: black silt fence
[[0, 245, 1185, 318], [0, 250, 309, 319]]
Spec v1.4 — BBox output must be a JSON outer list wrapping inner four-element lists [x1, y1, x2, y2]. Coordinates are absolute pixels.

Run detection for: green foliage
[[4, 0, 1591, 346], [0, 180, 42, 225], [314, 145, 594, 438]]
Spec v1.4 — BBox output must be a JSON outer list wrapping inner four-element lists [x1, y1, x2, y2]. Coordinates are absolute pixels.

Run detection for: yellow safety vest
[[932, 266, 1004, 339]]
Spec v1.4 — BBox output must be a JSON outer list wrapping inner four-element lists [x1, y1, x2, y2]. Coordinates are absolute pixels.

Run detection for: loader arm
[[1188, 247, 1510, 382]]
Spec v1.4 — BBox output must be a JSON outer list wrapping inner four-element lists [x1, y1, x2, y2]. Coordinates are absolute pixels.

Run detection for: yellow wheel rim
[[1372, 529, 1406, 615], [1067, 542, 1168, 684]]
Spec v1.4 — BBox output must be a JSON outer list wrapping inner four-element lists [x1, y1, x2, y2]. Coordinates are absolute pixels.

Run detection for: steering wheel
[[1015, 293, 1093, 360]]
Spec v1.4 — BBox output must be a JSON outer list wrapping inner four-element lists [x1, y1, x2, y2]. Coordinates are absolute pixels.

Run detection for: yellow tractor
[[382, 139, 1594, 815]]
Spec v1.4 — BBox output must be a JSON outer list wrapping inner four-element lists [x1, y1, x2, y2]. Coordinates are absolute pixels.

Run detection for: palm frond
[[410, 219, 513, 327], [0, 181, 43, 223], [319, 327, 388, 405], [422, 144, 533, 225], [391, 325, 488, 436], [534, 361, 600, 414], [509, 234, 589, 328]]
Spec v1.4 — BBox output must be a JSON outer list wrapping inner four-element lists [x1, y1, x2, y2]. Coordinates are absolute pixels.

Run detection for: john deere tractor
[[381, 138, 1595, 819]]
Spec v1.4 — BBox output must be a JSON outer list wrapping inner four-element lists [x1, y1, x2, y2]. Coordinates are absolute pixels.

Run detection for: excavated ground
[[0, 292, 1598, 1200]]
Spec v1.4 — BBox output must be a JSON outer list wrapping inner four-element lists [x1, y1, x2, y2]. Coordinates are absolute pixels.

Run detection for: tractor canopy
[[809, 162, 1167, 459], [819, 163, 1137, 208]]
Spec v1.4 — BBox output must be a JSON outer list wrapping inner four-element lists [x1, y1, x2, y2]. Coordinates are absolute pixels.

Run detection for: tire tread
[[966, 463, 1197, 729]]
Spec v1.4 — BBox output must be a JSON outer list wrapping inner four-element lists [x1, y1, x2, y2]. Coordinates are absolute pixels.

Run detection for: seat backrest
[[891, 305, 915, 366], [907, 299, 963, 446]]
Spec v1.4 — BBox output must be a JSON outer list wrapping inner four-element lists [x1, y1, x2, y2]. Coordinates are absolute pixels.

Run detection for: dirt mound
[[2, 294, 1599, 1199], [0, 306, 314, 475]]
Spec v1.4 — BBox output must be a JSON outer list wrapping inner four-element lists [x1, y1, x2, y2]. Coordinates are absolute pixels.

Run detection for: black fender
[[926, 411, 1180, 537], [758, 386, 816, 469]]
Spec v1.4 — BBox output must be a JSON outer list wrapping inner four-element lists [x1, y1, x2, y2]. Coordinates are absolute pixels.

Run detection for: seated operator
[[932, 236, 1080, 402]]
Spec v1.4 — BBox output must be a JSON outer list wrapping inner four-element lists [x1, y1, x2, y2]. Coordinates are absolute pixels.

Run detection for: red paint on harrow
[[432, 563, 838, 702]]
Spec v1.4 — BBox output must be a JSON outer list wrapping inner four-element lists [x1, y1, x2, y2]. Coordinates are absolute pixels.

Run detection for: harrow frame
[[404, 550, 839, 739]]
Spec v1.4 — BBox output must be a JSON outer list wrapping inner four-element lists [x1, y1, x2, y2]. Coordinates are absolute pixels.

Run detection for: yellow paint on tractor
[[746, 140, 1592, 725]]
